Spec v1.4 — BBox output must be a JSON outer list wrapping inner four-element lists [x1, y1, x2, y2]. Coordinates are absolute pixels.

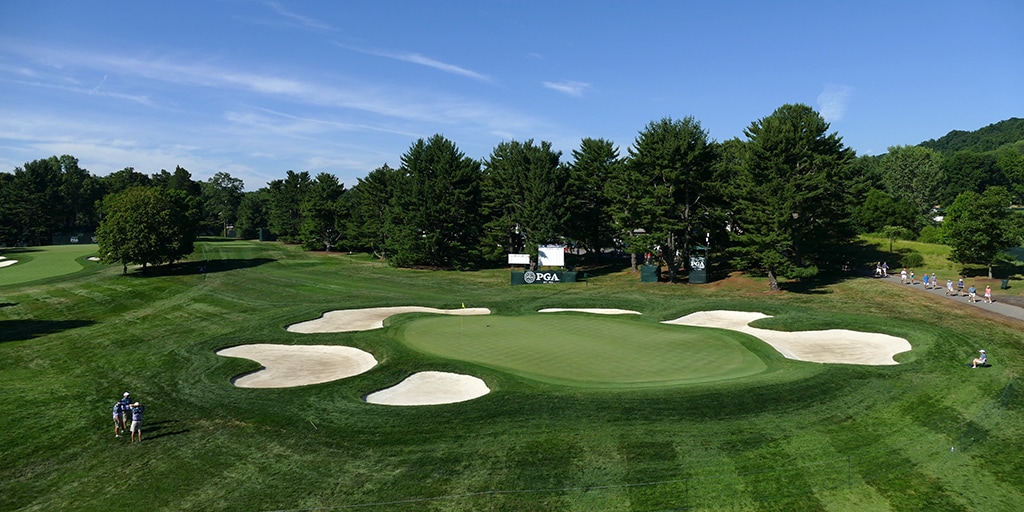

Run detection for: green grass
[[0, 244, 101, 286], [397, 314, 769, 387], [1, 240, 1022, 511]]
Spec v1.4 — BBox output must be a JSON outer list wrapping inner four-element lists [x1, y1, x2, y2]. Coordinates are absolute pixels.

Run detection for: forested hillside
[[919, 117, 1024, 153]]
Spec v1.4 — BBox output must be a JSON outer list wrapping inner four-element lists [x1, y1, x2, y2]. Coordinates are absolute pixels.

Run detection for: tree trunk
[[630, 252, 638, 272], [768, 269, 779, 291], [988, 263, 993, 279]]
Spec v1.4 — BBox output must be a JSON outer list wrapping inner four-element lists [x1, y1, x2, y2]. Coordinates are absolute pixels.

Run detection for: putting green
[[0, 244, 100, 287], [396, 314, 768, 388]]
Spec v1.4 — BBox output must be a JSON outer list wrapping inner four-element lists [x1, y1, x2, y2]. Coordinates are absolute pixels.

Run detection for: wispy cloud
[[817, 84, 853, 123], [543, 80, 590, 97], [340, 44, 492, 82], [265, 2, 335, 31]]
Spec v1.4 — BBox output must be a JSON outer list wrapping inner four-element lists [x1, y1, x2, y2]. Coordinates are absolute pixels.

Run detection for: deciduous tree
[[941, 186, 1022, 278], [96, 186, 200, 273]]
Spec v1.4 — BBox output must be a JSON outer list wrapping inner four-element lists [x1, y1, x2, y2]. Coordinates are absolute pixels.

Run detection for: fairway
[[397, 314, 767, 387], [2, 240, 1022, 511], [0, 244, 99, 287]]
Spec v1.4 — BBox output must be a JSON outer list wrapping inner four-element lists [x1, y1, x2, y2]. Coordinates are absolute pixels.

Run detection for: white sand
[[216, 344, 377, 388], [0, 260, 17, 268], [87, 256, 101, 261], [662, 310, 912, 365], [286, 306, 491, 333], [365, 371, 490, 406], [538, 308, 642, 315]]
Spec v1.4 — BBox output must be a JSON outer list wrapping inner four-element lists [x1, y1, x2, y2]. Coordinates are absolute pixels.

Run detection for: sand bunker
[[538, 308, 641, 315], [87, 256, 101, 261], [663, 310, 911, 365], [216, 344, 377, 388], [365, 371, 490, 406], [287, 306, 491, 333], [0, 260, 17, 268]]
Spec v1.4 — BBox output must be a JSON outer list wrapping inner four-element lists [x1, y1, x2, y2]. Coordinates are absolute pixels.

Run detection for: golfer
[[129, 402, 145, 442], [119, 392, 131, 428], [112, 401, 125, 437]]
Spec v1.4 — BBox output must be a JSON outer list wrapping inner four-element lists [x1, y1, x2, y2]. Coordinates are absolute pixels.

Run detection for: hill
[[919, 117, 1024, 153]]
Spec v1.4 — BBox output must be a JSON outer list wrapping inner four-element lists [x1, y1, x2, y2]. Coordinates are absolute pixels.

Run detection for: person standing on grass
[[119, 392, 131, 431], [112, 401, 125, 437], [129, 402, 145, 442], [984, 285, 993, 303]]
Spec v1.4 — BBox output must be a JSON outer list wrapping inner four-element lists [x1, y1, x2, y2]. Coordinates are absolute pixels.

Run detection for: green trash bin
[[1000, 279, 1010, 289], [640, 265, 658, 283]]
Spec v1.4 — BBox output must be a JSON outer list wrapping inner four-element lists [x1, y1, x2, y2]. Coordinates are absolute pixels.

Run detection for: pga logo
[[524, 271, 560, 284]]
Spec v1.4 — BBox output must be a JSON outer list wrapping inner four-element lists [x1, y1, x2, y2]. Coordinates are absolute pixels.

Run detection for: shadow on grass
[[126, 258, 275, 278], [144, 420, 190, 441], [0, 319, 96, 343], [0, 302, 17, 308]]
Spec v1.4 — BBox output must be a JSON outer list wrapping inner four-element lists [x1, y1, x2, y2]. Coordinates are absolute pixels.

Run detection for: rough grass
[[1, 240, 1022, 511]]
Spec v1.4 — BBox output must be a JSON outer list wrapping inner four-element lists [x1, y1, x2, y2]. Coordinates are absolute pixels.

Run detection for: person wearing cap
[[972, 350, 987, 368], [129, 402, 145, 442], [112, 401, 125, 437], [119, 392, 132, 429]]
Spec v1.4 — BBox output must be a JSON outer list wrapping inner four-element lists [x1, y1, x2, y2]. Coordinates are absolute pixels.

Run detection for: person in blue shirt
[[972, 350, 987, 368], [112, 401, 125, 437], [119, 392, 131, 428], [129, 402, 145, 442], [968, 285, 977, 303]]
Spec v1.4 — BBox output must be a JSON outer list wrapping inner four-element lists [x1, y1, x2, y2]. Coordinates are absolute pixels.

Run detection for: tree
[[941, 186, 1022, 278], [299, 173, 347, 251], [350, 164, 400, 259], [266, 170, 312, 243], [995, 142, 1024, 204], [481, 139, 569, 264], [236, 189, 270, 240], [387, 135, 483, 269], [730, 104, 856, 290], [96, 186, 200, 273], [621, 117, 716, 282], [201, 172, 245, 236], [103, 167, 151, 195], [854, 189, 920, 233], [939, 150, 1004, 207], [878, 145, 944, 213], [566, 138, 621, 261]]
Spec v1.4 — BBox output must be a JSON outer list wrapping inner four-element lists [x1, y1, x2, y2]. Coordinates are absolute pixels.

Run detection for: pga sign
[[510, 270, 577, 285]]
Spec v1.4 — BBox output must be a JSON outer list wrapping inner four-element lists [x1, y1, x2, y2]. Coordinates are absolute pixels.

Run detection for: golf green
[[0, 244, 100, 287], [396, 313, 767, 388]]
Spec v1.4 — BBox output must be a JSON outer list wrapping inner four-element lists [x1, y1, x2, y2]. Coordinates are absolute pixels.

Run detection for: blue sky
[[2, 1, 1021, 190]]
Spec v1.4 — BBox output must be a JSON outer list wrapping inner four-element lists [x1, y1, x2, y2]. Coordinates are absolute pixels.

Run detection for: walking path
[[877, 274, 1024, 325]]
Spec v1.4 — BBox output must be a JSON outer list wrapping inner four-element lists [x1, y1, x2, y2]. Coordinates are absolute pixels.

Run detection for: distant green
[[0, 244, 100, 286]]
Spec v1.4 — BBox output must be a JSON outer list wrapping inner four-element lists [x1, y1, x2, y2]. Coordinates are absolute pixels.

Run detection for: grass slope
[[1, 240, 1022, 511]]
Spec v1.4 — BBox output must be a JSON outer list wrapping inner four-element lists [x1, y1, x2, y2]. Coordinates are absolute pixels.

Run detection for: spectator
[[971, 350, 987, 368]]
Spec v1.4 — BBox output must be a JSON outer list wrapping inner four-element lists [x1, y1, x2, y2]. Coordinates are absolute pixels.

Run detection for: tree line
[[2, 104, 1022, 286]]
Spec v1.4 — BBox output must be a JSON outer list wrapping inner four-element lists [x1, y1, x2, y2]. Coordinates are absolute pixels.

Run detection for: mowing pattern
[[398, 314, 767, 387]]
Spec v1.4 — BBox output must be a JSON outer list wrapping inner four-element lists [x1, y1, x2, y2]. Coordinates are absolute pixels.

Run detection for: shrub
[[917, 225, 941, 244], [901, 251, 924, 268]]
